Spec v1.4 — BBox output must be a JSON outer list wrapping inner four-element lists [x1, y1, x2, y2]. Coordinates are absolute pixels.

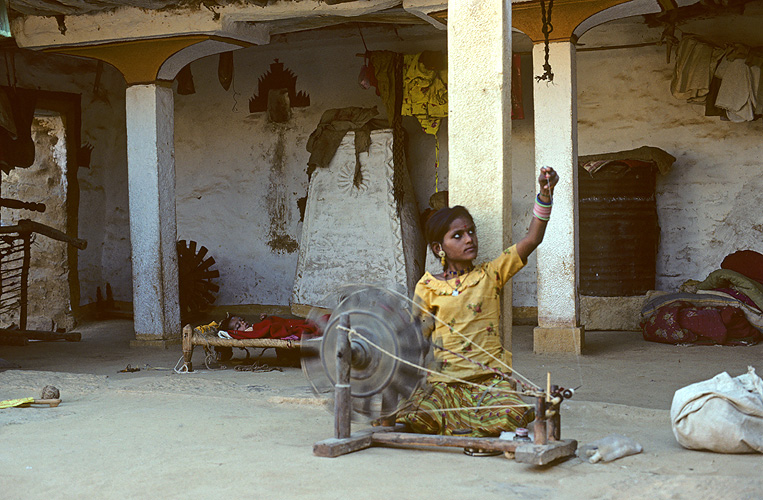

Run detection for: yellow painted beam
[[46, 35, 239, 85], [512, 0, 631, 43]]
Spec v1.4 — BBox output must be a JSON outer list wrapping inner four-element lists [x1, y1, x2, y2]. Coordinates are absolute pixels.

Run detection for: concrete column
[[125, 83, 181, 346], [448, 1, 513, 348], [531, 41, 584, 354]]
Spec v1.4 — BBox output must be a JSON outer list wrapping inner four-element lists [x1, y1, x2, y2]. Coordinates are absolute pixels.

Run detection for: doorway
[[0, 89, 81, 331]]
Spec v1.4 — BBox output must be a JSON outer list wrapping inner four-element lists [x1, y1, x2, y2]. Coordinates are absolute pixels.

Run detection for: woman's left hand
[[538, 166, 559, 200]]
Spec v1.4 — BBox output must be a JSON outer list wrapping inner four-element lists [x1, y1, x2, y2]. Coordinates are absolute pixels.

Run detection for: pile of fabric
[[671, 34, 763, 122], [640, 250, 763, 345]]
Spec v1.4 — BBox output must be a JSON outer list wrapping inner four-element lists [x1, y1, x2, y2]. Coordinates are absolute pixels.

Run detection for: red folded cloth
[[678, 307, 727, 344], [721, 306, 761, 340], [642, 301, 761, 345], [229, 316, 320, 340]]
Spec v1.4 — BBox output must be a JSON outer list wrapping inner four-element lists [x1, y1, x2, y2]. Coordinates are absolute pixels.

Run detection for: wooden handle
[[33, 399, 61, 407]]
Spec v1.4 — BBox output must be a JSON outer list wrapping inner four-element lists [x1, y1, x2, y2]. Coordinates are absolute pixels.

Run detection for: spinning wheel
[[301, 285, 427, 420], [304, 285, 578, 465], [177, 240, 220, 322]]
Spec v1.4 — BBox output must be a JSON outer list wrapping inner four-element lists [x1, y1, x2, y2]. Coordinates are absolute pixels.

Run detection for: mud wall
[[2, 18, 760, 313], [1, 115, 73, 330], [509, 21, 763, 307], [0, 50, 129, 311], [576, 44, 763, 294], [174, 27, 446, 306]]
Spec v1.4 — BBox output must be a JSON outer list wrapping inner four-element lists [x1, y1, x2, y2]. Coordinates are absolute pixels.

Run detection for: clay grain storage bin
[[578, 159, 659, 297]]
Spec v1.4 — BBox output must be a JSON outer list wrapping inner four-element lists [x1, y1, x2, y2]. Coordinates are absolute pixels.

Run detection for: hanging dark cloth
[[218, 52, 234, 91], [305, 106, 379, 179], [0, 86, 37, 174], [176, 64, 195, 95]]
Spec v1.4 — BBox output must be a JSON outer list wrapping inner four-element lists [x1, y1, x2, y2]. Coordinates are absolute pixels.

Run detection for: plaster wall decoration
[[248, 59, 309, 114]]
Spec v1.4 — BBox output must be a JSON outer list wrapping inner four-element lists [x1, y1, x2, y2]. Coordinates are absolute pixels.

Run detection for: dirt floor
[[1, 320, 762, 500]]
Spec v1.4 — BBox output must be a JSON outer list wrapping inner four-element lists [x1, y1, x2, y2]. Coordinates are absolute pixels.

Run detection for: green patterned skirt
[[395, 374, 535, 437]]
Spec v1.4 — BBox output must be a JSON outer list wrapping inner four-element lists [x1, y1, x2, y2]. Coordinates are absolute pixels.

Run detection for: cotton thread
[[338, 325, 541, 398]]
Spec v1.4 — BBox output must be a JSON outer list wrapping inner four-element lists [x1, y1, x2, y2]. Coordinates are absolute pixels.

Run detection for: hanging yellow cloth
[[368, 51, 448, 192], [401, 52, 448, 135], [368, 51, 398, 127], [402, 52, 447, 192]]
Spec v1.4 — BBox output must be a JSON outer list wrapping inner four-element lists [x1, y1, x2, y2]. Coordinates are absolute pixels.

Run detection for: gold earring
[[438, 250, 446, 267]]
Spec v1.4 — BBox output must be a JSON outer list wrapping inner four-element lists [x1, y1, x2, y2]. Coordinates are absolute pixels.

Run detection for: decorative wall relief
[[249, 59, 310, 116]]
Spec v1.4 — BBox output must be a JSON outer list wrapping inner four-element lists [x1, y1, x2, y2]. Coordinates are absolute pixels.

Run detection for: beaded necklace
[[443, 266, 474, 279], [442, 266, 474, 296]]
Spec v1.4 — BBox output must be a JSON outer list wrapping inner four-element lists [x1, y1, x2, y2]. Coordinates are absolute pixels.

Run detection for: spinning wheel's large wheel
[[301, 285, 427, 421], [177, 240, 220, 322]]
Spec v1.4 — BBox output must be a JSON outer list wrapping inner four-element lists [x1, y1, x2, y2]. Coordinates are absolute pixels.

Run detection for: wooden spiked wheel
[[177, 240, 219, 322]]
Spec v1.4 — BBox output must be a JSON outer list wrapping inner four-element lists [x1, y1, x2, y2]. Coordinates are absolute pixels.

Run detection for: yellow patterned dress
[[396, 245, 535, 436]]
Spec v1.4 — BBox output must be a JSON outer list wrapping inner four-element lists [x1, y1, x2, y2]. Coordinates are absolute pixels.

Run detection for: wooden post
[[549, 385, 561, 441], [181, 324, 194, 372], [334, 314, 352, 439], [534, 395, 547, 445]]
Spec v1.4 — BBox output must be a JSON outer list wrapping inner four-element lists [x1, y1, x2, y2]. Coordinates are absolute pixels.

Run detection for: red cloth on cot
[[721, 250, 763, 284], [229, 316, 320, 340]]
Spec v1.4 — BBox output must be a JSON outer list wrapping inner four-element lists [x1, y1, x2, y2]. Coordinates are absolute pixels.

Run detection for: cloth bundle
[[640, 298, 760, 345], [671, 366, 763, 453], [671, 35, 763, 122]]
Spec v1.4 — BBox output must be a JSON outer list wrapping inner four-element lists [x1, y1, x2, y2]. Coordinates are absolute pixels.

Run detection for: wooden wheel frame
[[177, 240, 220, 322]]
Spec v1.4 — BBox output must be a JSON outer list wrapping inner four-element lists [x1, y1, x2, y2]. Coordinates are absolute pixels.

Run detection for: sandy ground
[[1, 319, 762, 500]]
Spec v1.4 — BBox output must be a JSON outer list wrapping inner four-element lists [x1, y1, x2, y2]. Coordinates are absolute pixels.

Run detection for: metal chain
[[535, 0, 555, 83]]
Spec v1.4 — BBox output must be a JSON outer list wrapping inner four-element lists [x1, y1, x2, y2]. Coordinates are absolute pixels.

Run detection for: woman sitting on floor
[[396, 166, 558, 437]]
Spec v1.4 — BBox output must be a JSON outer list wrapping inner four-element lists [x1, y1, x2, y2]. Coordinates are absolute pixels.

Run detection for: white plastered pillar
[[448, 1, 514, 349], [532, 41, 584, 353], [125, 83, 181, 346]]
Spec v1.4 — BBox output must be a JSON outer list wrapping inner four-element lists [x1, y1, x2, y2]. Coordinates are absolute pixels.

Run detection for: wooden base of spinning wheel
[[312, 314, 577, 466], [314, 430, 577, 466]]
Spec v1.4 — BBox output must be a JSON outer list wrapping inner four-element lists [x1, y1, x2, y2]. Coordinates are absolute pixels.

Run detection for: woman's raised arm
[[516, 166, 558, 263]]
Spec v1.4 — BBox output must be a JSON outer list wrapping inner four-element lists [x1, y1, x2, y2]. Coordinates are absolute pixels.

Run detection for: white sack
[[670, 366, 763, 453]]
